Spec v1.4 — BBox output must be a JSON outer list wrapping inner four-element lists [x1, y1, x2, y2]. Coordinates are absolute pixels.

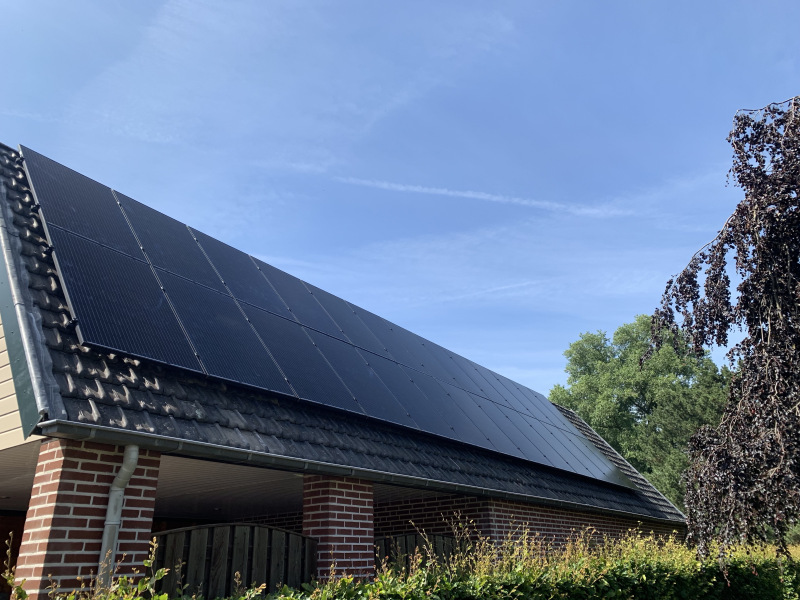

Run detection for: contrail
[[334, 177, 628, 217]]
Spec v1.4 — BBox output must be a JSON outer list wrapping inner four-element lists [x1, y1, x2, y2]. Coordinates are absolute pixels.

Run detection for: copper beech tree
[[652, 96, 800, 556]]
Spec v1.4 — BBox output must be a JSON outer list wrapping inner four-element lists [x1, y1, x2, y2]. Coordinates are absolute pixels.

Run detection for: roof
[[0, 141, 684, 524]]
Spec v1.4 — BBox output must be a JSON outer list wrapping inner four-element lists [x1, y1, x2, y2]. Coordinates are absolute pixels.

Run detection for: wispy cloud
[[334, 177, 630, 217], [0, 108, 65, 124]]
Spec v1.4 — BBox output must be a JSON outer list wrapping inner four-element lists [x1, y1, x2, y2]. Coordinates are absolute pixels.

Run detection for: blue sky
[[2, 1, 798, 394]]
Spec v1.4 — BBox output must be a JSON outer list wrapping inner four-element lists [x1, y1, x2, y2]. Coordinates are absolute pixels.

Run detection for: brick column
[[302, 475, 374, 579], [14, 439, 160, 599]]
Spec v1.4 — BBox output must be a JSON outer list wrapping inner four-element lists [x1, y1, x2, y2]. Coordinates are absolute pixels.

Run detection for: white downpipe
[[98, 445, 139, 588]]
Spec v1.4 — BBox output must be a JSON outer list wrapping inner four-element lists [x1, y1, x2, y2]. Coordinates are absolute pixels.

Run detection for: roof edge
[[0, 160, 66, 434], [553, 404, 686, 520], [38, 419, 686, 526]]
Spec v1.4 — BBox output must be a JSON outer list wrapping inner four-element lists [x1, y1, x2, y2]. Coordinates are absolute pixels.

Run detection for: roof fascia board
[[0, 177, 65, 435], [37, 419, 685, 526]]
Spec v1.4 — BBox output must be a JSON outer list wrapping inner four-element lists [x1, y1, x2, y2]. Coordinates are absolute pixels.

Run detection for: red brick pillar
[[302, 475, 374, 579], [14, 439, 160, 599]]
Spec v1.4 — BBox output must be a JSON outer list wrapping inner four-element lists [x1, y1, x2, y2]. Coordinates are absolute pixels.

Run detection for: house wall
[[481, 498, 683, 545], [374, 493, 683, 547], [250, 510, 304, 533], [374, 494, 488, 537], [0, 315, 41, 450]]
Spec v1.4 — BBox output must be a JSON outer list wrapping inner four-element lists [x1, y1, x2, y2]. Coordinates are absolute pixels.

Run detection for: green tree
[[549, 315, 727, 509]]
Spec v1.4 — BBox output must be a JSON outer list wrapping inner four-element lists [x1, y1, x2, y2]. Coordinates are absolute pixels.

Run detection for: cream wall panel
[[0, 395, 19, 417], [0, 314, 39, 449], [0, 411, 22, 433], [0, 427, 27, 450], [0, 379, 15, 401]]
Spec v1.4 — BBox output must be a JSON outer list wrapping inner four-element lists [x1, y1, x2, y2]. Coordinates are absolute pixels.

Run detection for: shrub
[[5, 529, 800, 600]]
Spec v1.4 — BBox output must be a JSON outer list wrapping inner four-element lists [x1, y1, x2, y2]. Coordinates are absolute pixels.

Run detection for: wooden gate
[[154, 524, 317, 597]]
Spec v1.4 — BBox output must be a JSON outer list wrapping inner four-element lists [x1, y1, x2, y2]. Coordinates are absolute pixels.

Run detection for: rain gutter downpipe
[[98, 444, 139, 588]]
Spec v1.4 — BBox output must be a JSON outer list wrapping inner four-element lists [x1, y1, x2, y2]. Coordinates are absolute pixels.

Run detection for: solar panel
[[305, 285, 390, 357], [357, 352, 446, 431], [241, 305, 360, 413], [255, 260, 343, 339], [400, 369, 492, 448], [156, 269, 292, 394], [21, 146, 636, 490], [457, 389, 526, 458], [118, 194, 227, 293], [305, 330, 417, 428], [22, 146, 143, 257], [191, 230, 293, 319], [47, 226, 202, 372]]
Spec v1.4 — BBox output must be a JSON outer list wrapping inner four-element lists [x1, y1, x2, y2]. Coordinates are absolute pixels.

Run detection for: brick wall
[[302, 475, 373, 579], [14, 439, 160, 599], [374, 493, 683, 547], [250, 510, 303, 534], [374, 494, 488, 537], [482, 498, 683, 546]]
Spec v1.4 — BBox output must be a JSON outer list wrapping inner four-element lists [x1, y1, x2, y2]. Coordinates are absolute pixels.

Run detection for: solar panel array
[[21, 145, 634, 489]]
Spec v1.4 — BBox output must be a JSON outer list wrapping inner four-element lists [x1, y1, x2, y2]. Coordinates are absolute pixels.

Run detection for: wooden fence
[[154, 524, 317, 598], [375, 533, 459, 570]]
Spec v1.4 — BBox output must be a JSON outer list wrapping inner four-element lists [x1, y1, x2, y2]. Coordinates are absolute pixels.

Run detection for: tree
[[550, 315, 727, 509], [652, 96, 800, 556]]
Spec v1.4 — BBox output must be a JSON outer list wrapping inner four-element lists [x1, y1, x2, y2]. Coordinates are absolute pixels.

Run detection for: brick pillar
[[302, 475, 374, 579], [14, 439, 160, 599]]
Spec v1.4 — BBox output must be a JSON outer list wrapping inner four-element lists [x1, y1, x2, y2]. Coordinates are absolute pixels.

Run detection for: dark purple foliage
[[652, 97, 800, 557]]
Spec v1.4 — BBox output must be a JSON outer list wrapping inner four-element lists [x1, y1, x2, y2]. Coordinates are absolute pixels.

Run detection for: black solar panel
[[400, 368, 492, 448], [118, 194, 227, 293], [256, 260, 343, 338], [22, 146, 636, 490], [192, 230, 293, 319], [157, 269, 292, 394], [241, 304, 361, 413], [47, 226, 202, 372], [305, 285, 390, 357], [22, 146, 143, 257], [305, 330, 417, 428]]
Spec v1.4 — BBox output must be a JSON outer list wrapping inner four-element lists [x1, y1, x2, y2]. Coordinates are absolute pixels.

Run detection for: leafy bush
[[5, 529, 800, 600]]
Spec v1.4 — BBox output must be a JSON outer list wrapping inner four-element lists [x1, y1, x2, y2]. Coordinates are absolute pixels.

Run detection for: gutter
[[98, 444, 139, 589], [37, 419, 686, 528]]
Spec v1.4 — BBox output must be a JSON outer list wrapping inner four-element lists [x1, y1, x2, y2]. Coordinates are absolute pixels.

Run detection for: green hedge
[[278, 532, 800, 600], [5, 531, 800, 600]]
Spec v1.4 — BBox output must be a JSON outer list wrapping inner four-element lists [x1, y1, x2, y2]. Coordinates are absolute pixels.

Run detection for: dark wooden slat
[[433, 535, 443, 558], [185, 527, 209, 595], [230, 525, 251, 592], [269, 529, 286, 591], [287, 534, 302, 588], [251, 527, 269, 588], [376, 538, 386, 566], [208, 526, 231, 599], [304, 538, 317, 582], [407, 534, 418, 556], [161, 531, 186, 597]]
